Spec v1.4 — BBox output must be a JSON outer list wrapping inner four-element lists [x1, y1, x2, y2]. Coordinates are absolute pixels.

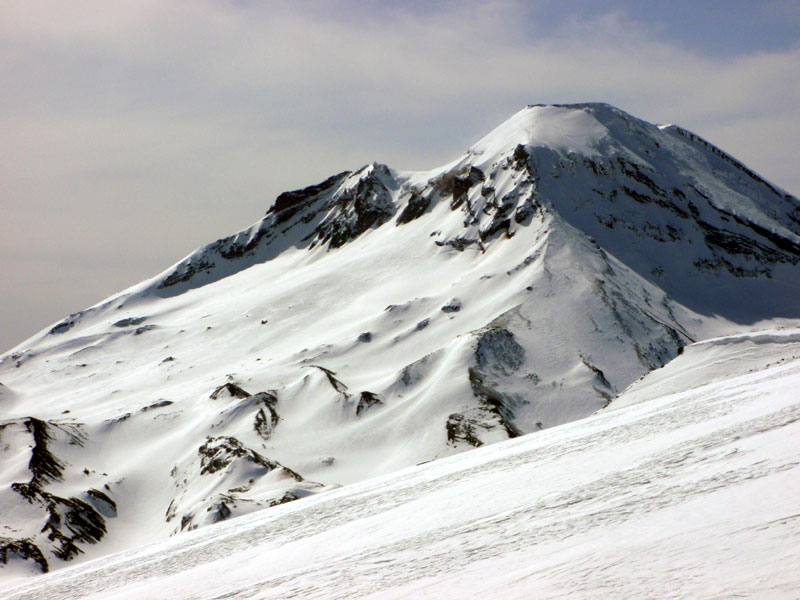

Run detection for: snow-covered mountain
[[2, 102, 799, 580]]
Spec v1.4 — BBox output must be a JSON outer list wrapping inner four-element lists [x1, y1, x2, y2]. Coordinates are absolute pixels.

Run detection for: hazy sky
[[2, 0, 800, 352]]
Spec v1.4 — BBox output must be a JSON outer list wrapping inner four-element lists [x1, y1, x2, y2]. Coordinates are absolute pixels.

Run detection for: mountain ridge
[[110, 102, 800, 317]]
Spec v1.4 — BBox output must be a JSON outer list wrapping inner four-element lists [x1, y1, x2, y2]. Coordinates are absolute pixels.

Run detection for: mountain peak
[[134, 102, 800, 320], [466, 103, 641, 165]]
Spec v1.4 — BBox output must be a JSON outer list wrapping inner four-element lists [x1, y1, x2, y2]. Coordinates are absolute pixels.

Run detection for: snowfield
[[4, 327, 800, 599]]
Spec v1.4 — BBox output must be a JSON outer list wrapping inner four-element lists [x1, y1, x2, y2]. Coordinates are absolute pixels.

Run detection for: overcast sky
[[2, 0, 800, 352]]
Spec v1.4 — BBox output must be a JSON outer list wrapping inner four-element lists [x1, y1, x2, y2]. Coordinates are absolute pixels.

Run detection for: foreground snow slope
[[5, 327, 799, 599], [2, 103, 800, 575]]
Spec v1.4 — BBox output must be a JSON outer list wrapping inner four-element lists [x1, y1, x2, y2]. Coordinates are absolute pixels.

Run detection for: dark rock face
[[48, 314, 80, 335], [268, 172, 352, 217], [210, 383, 251, 400], [310, 365, 349, 396], [207, 172, 354, 263], [86, 489, 118, 518], [356, 391, 383, 416], [434, 153, 539, 250], [475, 328, 525, 374], [445, 413, 485, 448], [446, 328, 529, 446], [24, 418, 65, 487], [206, 497, 233, 524], [442, 328, 529, 448], [451, 167, 485, 210], [155, 166, 396, 292], [112, 316, 146, 328], [3, 419, 111, 572], [159, 257, 215, 288], [441, 299, 462, 313], [434, 237, 483, 252], [198, 436, 301, 479], [396, 192, 433, 224], [39, 495, 107, 561], [269, 491, 299, 507], [141, 400, 174, 412], [467, 367, 523, 439], [310, 164, 397, 249], [252, 392, 280, 439], [0, 538, 49, 573], [171, 435, 314, 532]]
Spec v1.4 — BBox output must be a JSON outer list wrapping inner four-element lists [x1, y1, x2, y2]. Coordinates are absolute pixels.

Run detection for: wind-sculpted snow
[[4, 329, 799, 598], [1, 102, 800, 577]]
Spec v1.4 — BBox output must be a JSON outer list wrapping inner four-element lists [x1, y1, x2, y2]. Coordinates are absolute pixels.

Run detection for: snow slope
[[4, 327, 799, 598], [2, 103, 800, 576]]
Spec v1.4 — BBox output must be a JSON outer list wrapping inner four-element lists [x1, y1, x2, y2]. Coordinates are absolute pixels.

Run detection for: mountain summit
[[2, 103, 800, 576], [150, 102, 800, 319]]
